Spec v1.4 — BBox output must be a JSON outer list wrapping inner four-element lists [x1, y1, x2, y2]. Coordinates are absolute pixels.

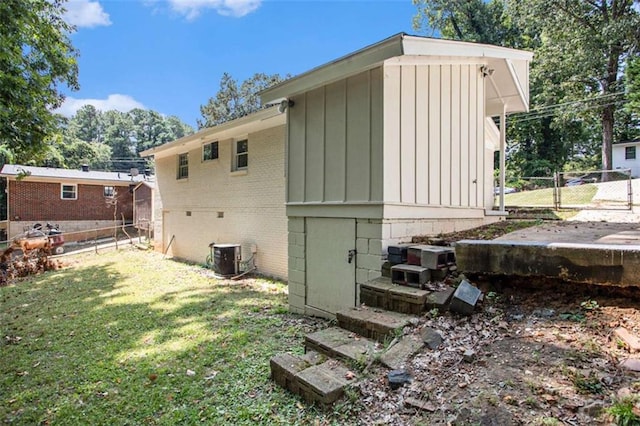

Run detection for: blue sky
[[59, 0, 421, 128]]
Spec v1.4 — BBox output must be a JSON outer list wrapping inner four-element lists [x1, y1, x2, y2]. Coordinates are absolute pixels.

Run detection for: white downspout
[[499, 105, 507, 212]]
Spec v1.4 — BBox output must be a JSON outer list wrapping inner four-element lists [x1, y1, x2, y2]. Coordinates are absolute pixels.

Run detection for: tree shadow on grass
[[0, 252, 328, 425]]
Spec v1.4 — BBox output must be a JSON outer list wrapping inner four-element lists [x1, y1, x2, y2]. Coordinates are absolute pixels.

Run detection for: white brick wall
[[154, 125, 288, 279]]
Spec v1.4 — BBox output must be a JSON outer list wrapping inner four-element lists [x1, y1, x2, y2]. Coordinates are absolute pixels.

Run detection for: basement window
[[104, 186, 115, 197], [61, 184, 77, 200]]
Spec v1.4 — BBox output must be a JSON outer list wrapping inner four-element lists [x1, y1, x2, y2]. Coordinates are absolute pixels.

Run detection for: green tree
[[511, 0, 640, 172], [626, 55, 640, 116], [0, 0, 79, 157], [68, 104, 101, 142], [413, 0, 522, 46], [198, 72, 286, 128]]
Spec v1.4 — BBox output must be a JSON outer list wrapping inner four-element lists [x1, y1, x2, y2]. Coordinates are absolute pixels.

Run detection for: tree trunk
[[602, 104, 614, 170]]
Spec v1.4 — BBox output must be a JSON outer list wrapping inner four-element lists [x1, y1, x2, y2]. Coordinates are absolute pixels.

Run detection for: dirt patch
[[349, 224, 640, 425], [411, 220, 541, 245], [354, 282, 640, 425]]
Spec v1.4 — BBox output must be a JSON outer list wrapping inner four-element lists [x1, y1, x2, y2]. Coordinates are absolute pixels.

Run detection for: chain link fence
[[496, 168, 633, 210]]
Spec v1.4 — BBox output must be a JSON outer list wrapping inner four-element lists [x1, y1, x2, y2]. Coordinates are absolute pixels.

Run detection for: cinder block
[[407, 245, 455, 269], [391, 264, 430, 289], [449, 280, 482, 315]]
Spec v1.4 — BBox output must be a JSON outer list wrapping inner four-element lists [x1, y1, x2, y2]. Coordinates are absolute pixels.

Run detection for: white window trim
[[61, 183, 77, 200], [202, 140, 219, 162], [233, 138, 248, 171], [104, 186, 115, 197], [177, 152, 189, 180]]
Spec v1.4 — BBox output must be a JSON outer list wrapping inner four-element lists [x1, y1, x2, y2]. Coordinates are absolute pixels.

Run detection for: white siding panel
[[468, 67, 478, 207], [324, 80, 347, 202], [305, 87, 325, 202], [346, 72, 371, 201], [428, 66, 441, 204], [415, 66, 429, 204], [476, 71, 485, 208], [450, 64, 461, 206], [288, 96, 306, 203], [460, 65, 470, 206], [370, 67, 384, 201], [400, 66, 416, 203], [383, 66, 401, 203], [440, 65, 452, 206]]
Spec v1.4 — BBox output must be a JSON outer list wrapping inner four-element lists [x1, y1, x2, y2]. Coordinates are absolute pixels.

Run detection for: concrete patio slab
[[456, 221, 640, 286]]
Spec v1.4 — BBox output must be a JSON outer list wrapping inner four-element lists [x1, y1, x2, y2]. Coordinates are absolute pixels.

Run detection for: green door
[[306, 218, 356, 316]]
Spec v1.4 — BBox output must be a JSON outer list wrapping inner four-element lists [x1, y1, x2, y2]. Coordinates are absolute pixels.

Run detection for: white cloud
[[57, 94, 145, 116], [64, 0, 111, 28], [168, 0, 262, 20]]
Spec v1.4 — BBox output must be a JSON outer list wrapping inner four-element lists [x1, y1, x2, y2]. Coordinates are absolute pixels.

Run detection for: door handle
[[347, 249, 357, 264]]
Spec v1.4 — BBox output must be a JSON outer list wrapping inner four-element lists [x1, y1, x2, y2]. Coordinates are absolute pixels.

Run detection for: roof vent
[[81, 164, 89, 172]]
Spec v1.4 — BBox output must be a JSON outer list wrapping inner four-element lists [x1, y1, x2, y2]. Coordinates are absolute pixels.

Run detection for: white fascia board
[[6, 175, 137, 186], [260, 33, 405, 103], [402, 36, 534, 62], [140, 107, 285, 159]]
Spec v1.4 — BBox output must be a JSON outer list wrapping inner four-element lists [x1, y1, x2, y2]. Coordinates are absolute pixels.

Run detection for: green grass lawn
[[0, 249, 348, 425], [503, 184, 598, 206]]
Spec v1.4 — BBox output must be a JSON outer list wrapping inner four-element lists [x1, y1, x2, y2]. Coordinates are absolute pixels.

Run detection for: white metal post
[[499, 105, 507, 212]]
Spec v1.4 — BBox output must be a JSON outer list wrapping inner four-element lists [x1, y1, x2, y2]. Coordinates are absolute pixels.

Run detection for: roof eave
[[260, 33, 406, 103], [140, 106, 284, 158]]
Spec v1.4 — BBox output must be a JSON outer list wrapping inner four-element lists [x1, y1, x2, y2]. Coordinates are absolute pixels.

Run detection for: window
[[234, 139, 248, 170], [104, 186, 115, 197], [61, 184, 77, 200], [177, 153, 189, 179], [625, 146, 636, 160], [203, 141, 219, 161]]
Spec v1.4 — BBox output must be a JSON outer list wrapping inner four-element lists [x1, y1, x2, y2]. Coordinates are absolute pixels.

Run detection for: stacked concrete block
[[391, 264, 431, 289], [287, 218, 306, 314], [387, 243, 415, 265], [407, 245, 456, 269]]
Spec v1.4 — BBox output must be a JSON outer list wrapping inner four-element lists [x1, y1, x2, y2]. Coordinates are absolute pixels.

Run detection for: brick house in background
[[0, 164, 148, 241]]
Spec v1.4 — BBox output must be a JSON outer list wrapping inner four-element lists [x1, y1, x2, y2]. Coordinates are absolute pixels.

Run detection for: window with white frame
[[625, 146, 636, 160], [234, 139, 248, 170], [104, 186, 115, 197], [203, 141, 219, 161], [61, 184, 77, 200], [177, 153, 189, 179]]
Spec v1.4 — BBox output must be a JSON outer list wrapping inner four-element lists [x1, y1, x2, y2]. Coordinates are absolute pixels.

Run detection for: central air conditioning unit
[[213, 244, 241, 276]]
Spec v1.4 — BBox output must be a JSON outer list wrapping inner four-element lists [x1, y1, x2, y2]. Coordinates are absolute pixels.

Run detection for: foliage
[[606, 397, 640, 426], [413, 0, 640, 178], [198, 72, 286, 128], [0, 0, 79, 158], [510, 0, 640, 171], [412, 0, 522, 47], [627, 55, 640, 119], [0, 249, 340, 425], [58, 105, 193, 171]]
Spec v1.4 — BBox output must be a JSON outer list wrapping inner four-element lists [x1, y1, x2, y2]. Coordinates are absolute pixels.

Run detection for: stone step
[[270, 352, 357, 406], [305, 326, 383, 364], [336, 306, 417, 343]]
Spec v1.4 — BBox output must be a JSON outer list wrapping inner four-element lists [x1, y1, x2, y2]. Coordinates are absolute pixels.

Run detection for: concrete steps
[[270, 308, 420, 406], [270, 244, 463, 407]]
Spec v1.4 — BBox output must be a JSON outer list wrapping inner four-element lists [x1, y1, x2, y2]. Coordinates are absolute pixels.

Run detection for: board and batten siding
[[287, 67, 384, 207], [383, 63, 487, 212]]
